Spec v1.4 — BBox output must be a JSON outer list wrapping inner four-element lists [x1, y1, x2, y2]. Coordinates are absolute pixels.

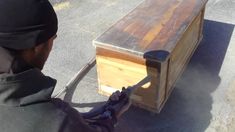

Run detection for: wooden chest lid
[[93, 0, 208, 61]]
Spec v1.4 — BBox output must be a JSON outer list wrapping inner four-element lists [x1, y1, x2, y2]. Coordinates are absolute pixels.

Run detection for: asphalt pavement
[[45, 0, 235, 131]]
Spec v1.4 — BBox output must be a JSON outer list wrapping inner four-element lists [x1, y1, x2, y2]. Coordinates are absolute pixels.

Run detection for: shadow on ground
[[63, 20, 234, 132]]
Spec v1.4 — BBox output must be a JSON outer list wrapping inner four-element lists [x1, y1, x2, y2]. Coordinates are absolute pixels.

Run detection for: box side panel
[[167, 9, 204, 94], [96, 47, 162, 111]]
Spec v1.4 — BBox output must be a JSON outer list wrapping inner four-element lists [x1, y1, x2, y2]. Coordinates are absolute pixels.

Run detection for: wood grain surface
[[94, 0, 208, 59]]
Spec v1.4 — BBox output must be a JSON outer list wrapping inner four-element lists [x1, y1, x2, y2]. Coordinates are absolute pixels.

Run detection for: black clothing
[[0, 69, 115, 132], [0, 0, 58, 50]]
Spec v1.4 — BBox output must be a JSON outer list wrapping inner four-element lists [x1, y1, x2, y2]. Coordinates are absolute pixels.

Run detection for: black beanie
[[0, 0, 58, 50]]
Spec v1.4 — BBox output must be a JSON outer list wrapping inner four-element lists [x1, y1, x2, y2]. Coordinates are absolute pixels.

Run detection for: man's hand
[[108, 90, 132, 119]]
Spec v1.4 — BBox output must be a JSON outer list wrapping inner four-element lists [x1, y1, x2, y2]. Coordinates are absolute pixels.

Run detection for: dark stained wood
[[94, 0, 208, 113], [94, 0, 208, 60]]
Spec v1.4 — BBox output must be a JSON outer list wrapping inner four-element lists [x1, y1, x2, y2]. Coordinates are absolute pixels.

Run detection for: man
[[0, 0, 130, 132]]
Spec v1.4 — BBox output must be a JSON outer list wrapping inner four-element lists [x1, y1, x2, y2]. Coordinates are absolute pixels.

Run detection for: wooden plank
[[167, 10, 203, 93], [157, 60, 168, 110], [94, 0, 208, 59]]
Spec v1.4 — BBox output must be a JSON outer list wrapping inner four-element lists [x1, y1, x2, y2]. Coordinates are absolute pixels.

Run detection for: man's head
[[0, 0, 58, 70]]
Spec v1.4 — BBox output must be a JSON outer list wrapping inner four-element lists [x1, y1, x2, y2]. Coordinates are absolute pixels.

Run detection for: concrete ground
[[45, 0, 235, 131]]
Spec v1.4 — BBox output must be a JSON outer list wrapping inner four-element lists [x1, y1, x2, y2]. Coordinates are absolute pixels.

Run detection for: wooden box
[[93, 0, 208, 113]]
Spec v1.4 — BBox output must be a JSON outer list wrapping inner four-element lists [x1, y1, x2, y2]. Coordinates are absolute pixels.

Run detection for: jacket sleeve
[[51, 98, 116, 132]]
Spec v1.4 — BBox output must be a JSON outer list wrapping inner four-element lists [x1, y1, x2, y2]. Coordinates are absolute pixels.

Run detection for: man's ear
[[33, 46, 39, 53], [33, 42, 46, 54], [19, 42, 46, 64]]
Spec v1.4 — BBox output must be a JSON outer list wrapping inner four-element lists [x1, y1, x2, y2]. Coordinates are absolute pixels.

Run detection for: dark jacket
[[0, 69, 115, 132]]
